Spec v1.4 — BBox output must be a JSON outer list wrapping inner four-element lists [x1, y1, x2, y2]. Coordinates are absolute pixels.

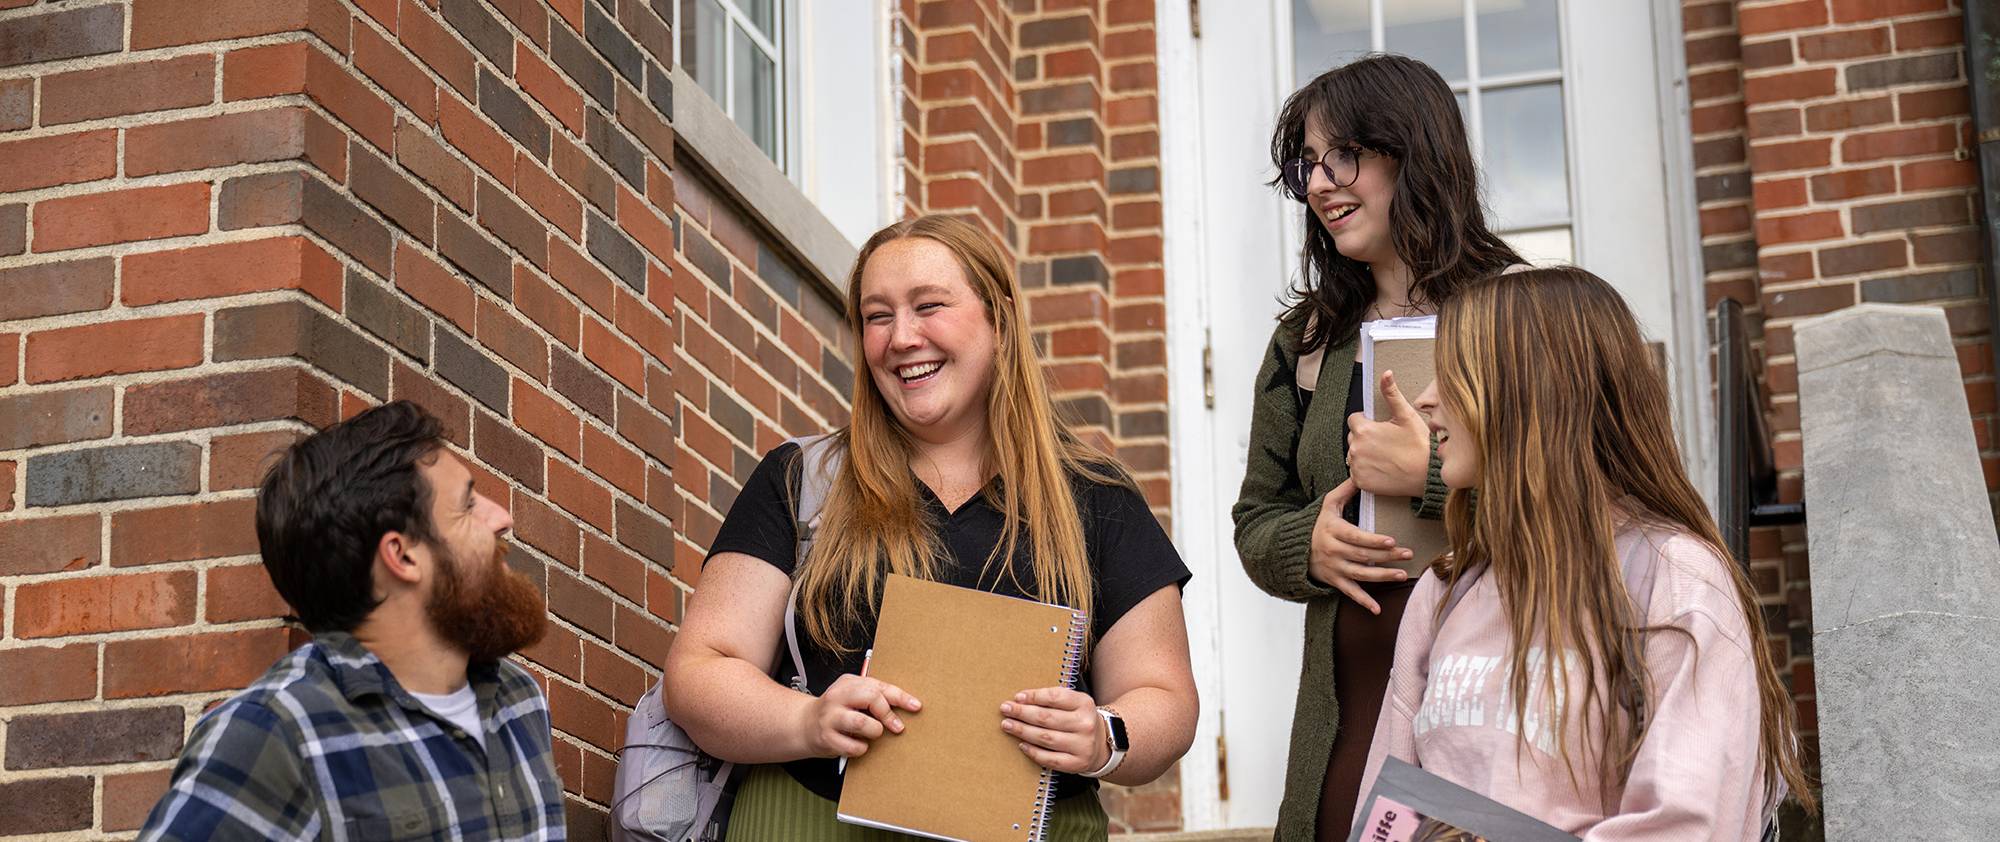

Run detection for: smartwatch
[[1085, 707, 1129, 778]]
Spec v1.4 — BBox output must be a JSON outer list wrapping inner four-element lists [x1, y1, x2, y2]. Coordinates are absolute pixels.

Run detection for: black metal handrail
[[1716, 297, 1805, 567]]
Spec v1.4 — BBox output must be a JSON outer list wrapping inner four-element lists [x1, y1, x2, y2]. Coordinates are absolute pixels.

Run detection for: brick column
[[0, 0, 695, 834]]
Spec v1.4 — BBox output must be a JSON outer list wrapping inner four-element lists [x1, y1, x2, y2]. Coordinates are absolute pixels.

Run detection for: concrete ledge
[[1796, 303, 2000, 840]]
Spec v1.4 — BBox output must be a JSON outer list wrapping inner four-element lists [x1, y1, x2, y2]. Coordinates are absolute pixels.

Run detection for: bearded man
[[140, 401, 564, 840]]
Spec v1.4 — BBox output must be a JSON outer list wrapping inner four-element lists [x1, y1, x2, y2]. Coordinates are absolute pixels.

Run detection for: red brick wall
[[0, 0, 718, 835], [1682, 0, 1983, 811], [896, 0, 1177, 831]]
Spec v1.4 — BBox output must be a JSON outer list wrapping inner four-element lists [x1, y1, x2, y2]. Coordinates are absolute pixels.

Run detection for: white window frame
[[674, 0, 793, 170]]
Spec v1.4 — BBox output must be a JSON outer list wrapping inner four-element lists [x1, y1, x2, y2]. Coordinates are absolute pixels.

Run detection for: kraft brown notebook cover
[[1360, 317, 1451, 574], [835, 574, 1087, 842]]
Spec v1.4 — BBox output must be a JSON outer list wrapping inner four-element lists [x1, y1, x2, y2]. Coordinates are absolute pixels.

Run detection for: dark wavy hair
[[255, 400, 445, 632], [1269, 53, 1522, 353]]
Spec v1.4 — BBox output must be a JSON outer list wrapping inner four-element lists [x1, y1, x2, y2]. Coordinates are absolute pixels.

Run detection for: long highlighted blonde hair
[[795, 215, 1129, 653], [1431, 266, 1814, 811]]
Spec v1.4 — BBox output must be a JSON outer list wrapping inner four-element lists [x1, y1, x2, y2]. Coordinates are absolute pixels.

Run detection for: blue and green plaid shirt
[[139, 632, 567, 841]]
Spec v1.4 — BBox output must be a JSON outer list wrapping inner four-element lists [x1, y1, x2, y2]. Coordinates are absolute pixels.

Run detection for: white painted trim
[[1650, 0, 1719, 506], [1157, 1, 1223, 829], [671, 66, 856, 294]]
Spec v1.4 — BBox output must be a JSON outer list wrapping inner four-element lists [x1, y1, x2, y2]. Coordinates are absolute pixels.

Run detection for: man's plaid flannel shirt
[[138, 632, 567, 841]]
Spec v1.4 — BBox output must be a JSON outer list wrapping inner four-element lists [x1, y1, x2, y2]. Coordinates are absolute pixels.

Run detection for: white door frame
[[1159, 0, 1714, 829]]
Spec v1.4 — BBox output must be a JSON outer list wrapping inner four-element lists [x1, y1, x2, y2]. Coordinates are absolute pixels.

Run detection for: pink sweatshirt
[[1356, 520, 1771, 841]]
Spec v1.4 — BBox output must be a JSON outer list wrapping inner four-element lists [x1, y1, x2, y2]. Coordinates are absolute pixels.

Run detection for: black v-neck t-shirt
[[707, 442, 1193, 802]]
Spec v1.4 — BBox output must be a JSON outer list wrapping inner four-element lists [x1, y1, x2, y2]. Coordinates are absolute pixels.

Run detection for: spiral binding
[[1025, 609, 1091, 841]]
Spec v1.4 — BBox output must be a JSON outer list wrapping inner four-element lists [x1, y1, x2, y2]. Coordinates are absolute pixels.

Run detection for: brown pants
[[1316, 578, 1418, 841]]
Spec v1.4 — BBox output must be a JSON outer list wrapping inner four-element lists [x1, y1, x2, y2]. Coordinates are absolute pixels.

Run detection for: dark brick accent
[[0, 5, 123, 69], [585, 1, 645, 85], [479, 67, 551, 159], [1052, 254, 1109, 286], [0, 388, 113, 451], [214, 300, 393, 397], [0, 257, 113, 321], [6, 706, 184, 770], [645, 61, 673, 121], [0, 77, 31, 131], [1015, 56, 1038, 82], [552, 348, 615, 423], [821, 349, 854, 392], [473, 409, 543, 490], [1701, 239, 1757, 273], [1740, 38, 1793, 70], [1860, 268, 1983, 303], [123, 367, 337, 436], [1019, 15, 1093, 48], [551, 22, 616, 109], [708, 384, 754, 442], [684, 226, 732, 287], [436, 329, 511, 415], [442, 0, 514, 72], [555, 136, 618, 214], [478, 178, 552, 268], [0, 777, 92, 835], [586, 107, 645, 187], [1110, 166, 1159, 195], [25, 442, 201, 507], [349, 141, 437, 245], [1059, 394, 1112, 427], [756, 242, 804, 305], [303, 176, 394, 278], [438, 209, 516, 298], [1118, 409, 1168, 438], [1047, 117, 1102, 148], [614, 499, 672, 564], [1021, 82, 1098, 116], [1817, 239, 1907, 278], [0, 203, 24, 257], [1851, 195, 1970, 236], [586, 210, 647, 292], [346, 270, 435, 362], [219, 170, 305, 231], [1846, 53, 1960, 92], [1761, 283, 1856, 319], [1696, 171, 1752, 201]]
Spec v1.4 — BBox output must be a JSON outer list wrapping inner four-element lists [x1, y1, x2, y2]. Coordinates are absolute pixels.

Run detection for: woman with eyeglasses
[[1231, 53, 1525, 841]]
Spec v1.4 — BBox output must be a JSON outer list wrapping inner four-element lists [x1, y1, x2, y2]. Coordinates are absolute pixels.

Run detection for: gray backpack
[[609, 435, 842, 842]]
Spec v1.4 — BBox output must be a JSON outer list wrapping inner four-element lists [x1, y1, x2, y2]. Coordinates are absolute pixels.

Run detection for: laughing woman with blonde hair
[[662, 215, 1198, 839], [1360, 266, 1815, 838]]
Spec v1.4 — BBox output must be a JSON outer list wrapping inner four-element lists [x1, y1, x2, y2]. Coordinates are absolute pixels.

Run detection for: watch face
[[1106, 712, 1130, 751]]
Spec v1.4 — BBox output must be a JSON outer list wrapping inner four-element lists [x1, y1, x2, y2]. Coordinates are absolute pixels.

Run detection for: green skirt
[[725, 764, 1111, 841]]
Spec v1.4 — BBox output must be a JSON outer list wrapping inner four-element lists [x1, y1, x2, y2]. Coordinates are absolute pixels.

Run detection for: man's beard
[[427, 542, 548, 663]]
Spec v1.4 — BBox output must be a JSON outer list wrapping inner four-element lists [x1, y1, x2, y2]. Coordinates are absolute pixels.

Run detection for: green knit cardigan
[[1230, 318, 1448, 841]]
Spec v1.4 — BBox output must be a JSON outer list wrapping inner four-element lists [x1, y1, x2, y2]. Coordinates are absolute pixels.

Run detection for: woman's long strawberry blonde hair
[[794, 214, 1130, 653], [1431, 266, 1814, 812]]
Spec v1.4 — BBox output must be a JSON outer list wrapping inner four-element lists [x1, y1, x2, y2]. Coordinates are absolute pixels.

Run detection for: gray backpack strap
[[1437, 564, 1485, 625], [781, 434, 844, 693]]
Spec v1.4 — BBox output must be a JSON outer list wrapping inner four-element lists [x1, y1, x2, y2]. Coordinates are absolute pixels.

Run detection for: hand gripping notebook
[[835, 574, 1087, 842], [1358, 315, 1449, 575]]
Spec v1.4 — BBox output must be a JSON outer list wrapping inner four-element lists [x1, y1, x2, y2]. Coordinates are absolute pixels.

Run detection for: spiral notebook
[[835, 574, 1088, 842], [1358, 315, 1450, 575]]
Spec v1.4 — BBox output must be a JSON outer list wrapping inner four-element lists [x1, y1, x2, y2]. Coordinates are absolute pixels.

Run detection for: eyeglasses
[[1281, 145, 1366, 201]]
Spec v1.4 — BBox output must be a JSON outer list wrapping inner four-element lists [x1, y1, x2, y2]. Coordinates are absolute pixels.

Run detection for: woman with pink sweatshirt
[[1358, 266, 1816, 840]]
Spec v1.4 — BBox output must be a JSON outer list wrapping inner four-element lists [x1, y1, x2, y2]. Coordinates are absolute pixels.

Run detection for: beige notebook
[[1359, 316, 1451, 574], [836, 574, 1087, 842]]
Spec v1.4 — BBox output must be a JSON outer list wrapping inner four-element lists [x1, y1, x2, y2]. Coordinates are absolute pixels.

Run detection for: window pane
[[1292, 0, 1371, 88], [1384, 0, 1465, 84], [1456, 91, 1469, 122], [1499, 227, 1572, 265], [1477, 0, 1560, 77], [681, 0, 726, 102], [740, 0, 775, 38], [1481, 83, 1569, 229], [733, 22, 778, 160]]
